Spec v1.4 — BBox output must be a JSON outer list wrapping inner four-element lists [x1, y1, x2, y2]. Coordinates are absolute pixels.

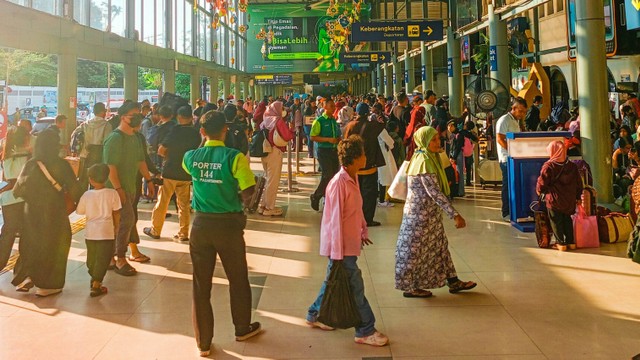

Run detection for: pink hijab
[[547, 140, 567, 163], [262, 101, 283, 130]]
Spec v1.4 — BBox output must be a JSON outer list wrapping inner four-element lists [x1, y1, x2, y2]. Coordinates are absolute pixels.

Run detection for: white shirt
[[76, 188, 122, 240], [495, 112, 521, 163]]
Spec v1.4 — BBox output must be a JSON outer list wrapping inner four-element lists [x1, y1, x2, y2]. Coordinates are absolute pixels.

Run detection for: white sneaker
[[198, 348, 210, 357], [502, 215, 511, 222], [354, 331, 389, 346], [35, 288, 62, 297], [262, 207, 283, 216], [257, 207, 265, 214], [377, 201, 395, 208], [305, 320, 335, 331]]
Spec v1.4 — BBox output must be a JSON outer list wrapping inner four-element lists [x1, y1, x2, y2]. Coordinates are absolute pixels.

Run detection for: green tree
[[176, 73, 191, 99], [472, 33, 519, 75], [0, 49, 57, 86]]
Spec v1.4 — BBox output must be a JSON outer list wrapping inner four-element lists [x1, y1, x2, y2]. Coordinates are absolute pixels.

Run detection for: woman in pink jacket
[[305, 135, 389, 347], [259, 101, 295, 216]]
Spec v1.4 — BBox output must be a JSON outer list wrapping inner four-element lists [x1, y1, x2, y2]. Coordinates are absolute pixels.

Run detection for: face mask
[[537, 104, 543, 109], [128, 113, 144, 128]]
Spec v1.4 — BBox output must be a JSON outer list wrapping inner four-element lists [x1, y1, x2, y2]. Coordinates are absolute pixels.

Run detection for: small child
[[536, 141, 583, 251], [386, 121, 405, 167], [76, 164, 122, 297], [306, 135, 389, 347]]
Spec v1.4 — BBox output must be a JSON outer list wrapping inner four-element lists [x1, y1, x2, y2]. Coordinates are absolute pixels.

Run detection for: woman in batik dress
[[395, 126, 476, 298]]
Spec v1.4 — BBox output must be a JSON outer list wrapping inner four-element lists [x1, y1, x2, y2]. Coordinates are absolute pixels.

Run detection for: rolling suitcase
[[246, 175, 266, 213]]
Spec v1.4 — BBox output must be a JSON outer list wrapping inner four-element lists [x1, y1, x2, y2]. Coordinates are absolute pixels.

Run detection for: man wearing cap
[[103, 102, 156, 275], [182, 111, 262, 356], [343, 103, 386, 226], [310, 99, 340, 211]]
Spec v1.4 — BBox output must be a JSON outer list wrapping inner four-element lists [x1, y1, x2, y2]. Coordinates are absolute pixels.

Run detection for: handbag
[[530, 195, 554, 248], [317, 260, 362, 329], [572, 204, 600, 248], [387, 160, 410, 200], [597, 212, 634, 243], [36, 161, 76, 215]]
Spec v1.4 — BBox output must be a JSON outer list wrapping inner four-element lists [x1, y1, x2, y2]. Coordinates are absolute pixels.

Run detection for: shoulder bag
[[36, 161, 76, 215]]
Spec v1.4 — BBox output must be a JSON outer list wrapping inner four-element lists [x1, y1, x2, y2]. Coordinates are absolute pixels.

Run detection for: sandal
[[90, 286, 108, 297], [15, 277, 34, 292], [403, 290, 433, 298], [114, 263, 137, 276], [448, 280, 477, 294], [129, 254, 151, 263]]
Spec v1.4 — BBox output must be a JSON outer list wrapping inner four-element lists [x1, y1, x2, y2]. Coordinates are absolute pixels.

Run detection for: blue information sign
[[447, 58, 453, 78], [393, 72, 396, 84], [352, 20, 444, 42], [421, 65, 426, 81], [404, 70, 409, 84], [255, 75, 293, 85], [489, 46, 498, 71], [384, 77, 387, 86], [626, 0, 640, 30], [339, 51, 392, 64]]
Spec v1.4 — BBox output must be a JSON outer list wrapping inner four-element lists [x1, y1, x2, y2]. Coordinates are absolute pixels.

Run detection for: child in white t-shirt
[[76, 164, 122, 297]]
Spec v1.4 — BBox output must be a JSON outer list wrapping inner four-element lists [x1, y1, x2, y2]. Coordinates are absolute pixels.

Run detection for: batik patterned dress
[[395, 173, 459, 291]]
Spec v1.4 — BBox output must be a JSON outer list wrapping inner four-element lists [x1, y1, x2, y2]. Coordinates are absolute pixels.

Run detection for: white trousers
[[260, 147, 283, 210]]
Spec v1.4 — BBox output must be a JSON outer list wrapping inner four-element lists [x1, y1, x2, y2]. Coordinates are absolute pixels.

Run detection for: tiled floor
[[1, 157, 639, 359]]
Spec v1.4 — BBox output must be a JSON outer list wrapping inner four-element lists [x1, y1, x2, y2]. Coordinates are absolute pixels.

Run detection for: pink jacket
[[319, 167, 368, 260]]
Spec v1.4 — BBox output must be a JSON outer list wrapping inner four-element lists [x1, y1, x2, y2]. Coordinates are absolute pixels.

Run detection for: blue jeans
[[307, 256, 376, 338], [500, 161, 509, 218]]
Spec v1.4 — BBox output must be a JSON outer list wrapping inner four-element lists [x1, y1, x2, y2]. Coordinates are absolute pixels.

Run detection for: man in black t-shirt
[[144, 105, 202, 242]]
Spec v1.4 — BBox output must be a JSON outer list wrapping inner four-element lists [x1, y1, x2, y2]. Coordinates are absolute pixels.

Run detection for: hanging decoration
[[231, 57, 235, 65], [239, 25, 247, 34]]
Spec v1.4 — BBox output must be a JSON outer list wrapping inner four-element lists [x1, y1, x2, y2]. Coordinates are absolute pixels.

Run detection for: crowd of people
[[2, 87, 638, 356]]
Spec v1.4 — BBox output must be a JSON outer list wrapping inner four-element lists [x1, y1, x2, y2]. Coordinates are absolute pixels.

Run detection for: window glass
[[176, 0, 185, 53], [185, 4, 193, 56], [134, 0, 142, 40], [7, 0, 29, 6], [33, 0, 58, 15], [110, 0, 126, 36], [142, 0, 155, 45], [74, 0, 88, 24], [199, 10, 207, 60], [156, 0, 165, 47], [90, 0, 109, 31]]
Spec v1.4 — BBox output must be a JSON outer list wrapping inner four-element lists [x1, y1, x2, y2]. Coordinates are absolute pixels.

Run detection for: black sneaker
[[310, 194, 320, 211], [235, 322, 262, 341]]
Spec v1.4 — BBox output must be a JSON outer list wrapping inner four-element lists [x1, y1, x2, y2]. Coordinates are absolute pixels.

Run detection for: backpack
[[250, 129, 268, 158], [225, 123, 249, 154], [69, 124, 85, 156], [463, 137, 474, 157], [549, 103, 570, 125], [158, 92, 189, 115]]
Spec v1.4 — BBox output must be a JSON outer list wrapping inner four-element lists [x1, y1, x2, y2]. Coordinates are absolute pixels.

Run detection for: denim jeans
[[306, 256, 376, 338], [500, 161, 510, 218]]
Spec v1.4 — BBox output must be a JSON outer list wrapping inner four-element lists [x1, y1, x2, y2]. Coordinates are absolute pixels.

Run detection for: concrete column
[[421, 41, 434, 93], [164, 68, 176, 94], [210, 73, 219, 102], [57, 43, 77, 138], [124, 62, 138, 102], [576, 0, 613, 202], [446, 26, 463, 117], [190, 68, 200, 106], [233, 75, 241, 100], [392, 57, 401, 94], [371, 69, 377, 93], [223, 75, 231, 100], [404, 49, 415, 94], [488, 3, 511, 88], [243, 80, 249, 99], [377, 64, 384, 94], [384, 64, 392, 97]]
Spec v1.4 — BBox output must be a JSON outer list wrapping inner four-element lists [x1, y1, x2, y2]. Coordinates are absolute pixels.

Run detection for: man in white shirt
[[496, 97, 528, 221], [420, 89, 437, 125]]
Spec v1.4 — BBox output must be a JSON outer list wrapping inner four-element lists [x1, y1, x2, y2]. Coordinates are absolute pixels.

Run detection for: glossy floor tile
[[0, 157, 639, 359]]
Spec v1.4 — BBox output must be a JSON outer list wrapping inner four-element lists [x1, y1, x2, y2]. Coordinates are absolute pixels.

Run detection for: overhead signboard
[[351, 20, 444, 42], [247, 4, 371, 73], [566, 0, 616, 60], [625, 0, 640, 30], [339, 51, 392, 64], [255, 75, 293, 85]]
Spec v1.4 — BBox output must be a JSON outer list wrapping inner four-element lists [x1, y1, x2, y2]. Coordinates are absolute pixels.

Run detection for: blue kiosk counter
[[507, 131, 571, 232]]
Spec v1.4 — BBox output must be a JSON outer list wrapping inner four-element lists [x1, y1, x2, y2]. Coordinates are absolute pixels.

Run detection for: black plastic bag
[[317, 261, 362, 329], [249, 129, 268, 158]]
